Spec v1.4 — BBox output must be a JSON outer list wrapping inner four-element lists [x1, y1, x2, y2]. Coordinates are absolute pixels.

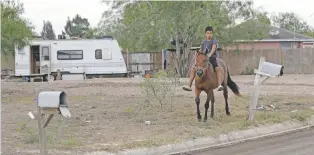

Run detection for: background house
[[226, 26, 314, 50]]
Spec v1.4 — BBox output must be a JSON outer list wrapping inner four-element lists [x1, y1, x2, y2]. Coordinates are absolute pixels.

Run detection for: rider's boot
[[182, 69, 195, 91], [215, 67, 224, 91]]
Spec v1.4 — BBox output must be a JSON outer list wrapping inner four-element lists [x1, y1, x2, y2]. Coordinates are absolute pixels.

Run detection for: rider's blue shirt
[[201, 36, 218, 58]]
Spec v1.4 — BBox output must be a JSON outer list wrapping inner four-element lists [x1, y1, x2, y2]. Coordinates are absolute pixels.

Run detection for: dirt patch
[[2, 75, 314, 155]]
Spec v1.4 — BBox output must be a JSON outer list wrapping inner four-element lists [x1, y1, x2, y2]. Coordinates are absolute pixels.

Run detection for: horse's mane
[[195, 52, 208, 61], [194, 52, 215, 70]]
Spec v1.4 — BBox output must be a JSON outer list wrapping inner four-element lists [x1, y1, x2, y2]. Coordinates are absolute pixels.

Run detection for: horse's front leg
[[209, 90, 215, 119], [203, 90, 210, 122], [195, 88, 202, 122]]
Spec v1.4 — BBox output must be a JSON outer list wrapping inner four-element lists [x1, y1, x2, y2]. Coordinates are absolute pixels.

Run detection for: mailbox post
[[29, 91, 71, 155], [248, 57, 284, 121]]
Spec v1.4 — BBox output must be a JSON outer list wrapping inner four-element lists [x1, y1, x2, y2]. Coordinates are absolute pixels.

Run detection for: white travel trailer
[[15, 38, 127, 81]]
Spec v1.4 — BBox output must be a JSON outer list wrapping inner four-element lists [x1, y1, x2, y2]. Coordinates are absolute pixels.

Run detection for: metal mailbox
[[249, 57, 284, 121], [28, 90, 72, 155], [37, 91, 71, 117], [260, 62, 284, 77]]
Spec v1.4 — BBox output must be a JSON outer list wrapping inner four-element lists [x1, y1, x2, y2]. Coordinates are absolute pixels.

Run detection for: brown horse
[[190, 52, 241, 122]]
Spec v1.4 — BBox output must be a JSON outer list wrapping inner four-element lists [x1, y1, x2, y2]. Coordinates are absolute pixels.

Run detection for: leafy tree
[[40, 20, 56, 40], [1, 1, 34, 56], [64, 14, 91, 38], [255, 10, 271, 25], [83, 27, 105, 39], [271, 12, 314, 37], [101, 1, 268, 76]]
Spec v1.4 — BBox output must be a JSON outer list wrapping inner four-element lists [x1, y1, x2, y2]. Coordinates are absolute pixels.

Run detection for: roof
[[233, 20, 313, 42], [235, 39, 314, 43], [28, 38, 118, 46], [266, 26, 313, 40], [30, 38, 116, 42]]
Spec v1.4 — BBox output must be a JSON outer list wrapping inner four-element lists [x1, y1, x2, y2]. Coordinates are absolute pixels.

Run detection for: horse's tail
[[226, 68, 241, 96]]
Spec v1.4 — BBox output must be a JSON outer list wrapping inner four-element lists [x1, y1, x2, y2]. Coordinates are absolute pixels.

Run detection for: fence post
[[280, 49, 284, 66]]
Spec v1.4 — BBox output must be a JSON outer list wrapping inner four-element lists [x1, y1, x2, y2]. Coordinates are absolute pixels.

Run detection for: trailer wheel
[[50, 75, 56, 81], [43, 75, 55, 82], [43, 75, 47, 82]]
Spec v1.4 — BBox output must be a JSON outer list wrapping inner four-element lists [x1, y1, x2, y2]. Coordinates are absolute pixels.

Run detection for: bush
[[140, 69, 180, 111]]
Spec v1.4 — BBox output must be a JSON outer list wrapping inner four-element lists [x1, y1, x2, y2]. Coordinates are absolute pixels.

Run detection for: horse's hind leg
[[223, 87, 231, 116], [222, 68, 231, 116], [195, 88, 202, 122]]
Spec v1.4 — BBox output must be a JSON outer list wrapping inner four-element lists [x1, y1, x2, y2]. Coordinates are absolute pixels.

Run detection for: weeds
[[15, 119, 81, 148], [240, 66, 254, 75], [16, 120, 38, 144], [59, 128, 80, 148], [140, 69, 180, 111]]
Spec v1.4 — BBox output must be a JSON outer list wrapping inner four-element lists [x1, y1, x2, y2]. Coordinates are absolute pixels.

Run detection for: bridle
[[194, 52, 208, 78]]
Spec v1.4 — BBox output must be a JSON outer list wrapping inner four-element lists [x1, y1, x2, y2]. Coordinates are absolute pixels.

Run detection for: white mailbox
[[260, 62, 284, 77], [37, 91, 71, 117], [249, 57, 284, 121]]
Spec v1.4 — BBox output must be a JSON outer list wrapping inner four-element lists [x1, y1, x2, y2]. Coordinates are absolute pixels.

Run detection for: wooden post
[[126, 48, 129, 71], [248, 57, 265, 121], [162, 49, 164, 70], [280, 49, 284, 65], [43, 114, 54, 128], [56, 69, 61, 80], [153, 52, 156, 70], [37, 107, 48, 155]]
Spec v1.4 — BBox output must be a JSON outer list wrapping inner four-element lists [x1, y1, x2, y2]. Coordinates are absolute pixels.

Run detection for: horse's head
[[195, 53, 208, 78]]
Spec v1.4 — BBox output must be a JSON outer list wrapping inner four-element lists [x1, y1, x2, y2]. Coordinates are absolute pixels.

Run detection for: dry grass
[[110, 94, 314, 151], [2, 95, 35, 104], [2, 77, 314, 154], [82, 94, 314, 152], [6, 94, 314, 153]]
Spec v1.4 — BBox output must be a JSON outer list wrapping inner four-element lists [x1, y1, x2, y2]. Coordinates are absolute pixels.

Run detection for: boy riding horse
[[182, 26, 223, 91]]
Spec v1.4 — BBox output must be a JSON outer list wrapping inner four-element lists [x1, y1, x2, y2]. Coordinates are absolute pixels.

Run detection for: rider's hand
[[198, 49, 203, 54]]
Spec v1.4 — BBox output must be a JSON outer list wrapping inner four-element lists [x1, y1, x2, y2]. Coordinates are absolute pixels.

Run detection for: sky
[[21, 0, 314, 35]]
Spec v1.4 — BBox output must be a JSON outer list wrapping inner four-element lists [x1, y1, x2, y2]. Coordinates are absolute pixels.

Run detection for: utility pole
[[293, 17, 296, 39], [309, 14, 314, 38]]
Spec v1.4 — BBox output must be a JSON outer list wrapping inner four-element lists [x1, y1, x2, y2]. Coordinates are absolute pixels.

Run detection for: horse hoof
[[203, 119, 207, 122], [197, 115, 202, 122], [226, 112, 231, 116]]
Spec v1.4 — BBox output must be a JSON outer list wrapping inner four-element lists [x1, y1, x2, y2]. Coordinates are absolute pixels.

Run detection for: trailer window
[[95, 49, 102, 59], [57, 50, 83, 60], [42, 47, 50, 60]]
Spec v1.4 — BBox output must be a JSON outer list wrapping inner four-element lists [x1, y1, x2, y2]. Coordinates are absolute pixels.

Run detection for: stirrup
[[217, 85, 223, 91], [182, 86, 192, 91]]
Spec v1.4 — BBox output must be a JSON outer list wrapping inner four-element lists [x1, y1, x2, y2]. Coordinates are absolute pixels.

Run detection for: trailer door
[[40, 45, 51, 76], [15, 46, 31, 76]]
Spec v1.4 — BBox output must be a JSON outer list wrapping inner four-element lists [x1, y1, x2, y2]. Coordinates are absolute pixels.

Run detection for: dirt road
[[194, 127, 314, 155]]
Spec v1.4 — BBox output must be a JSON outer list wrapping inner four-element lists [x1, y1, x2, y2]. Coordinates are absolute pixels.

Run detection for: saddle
[[206, 59, 221, 73]]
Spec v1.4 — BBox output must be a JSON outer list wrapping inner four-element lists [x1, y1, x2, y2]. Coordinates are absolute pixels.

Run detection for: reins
[[193, 52, 208, 78]]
